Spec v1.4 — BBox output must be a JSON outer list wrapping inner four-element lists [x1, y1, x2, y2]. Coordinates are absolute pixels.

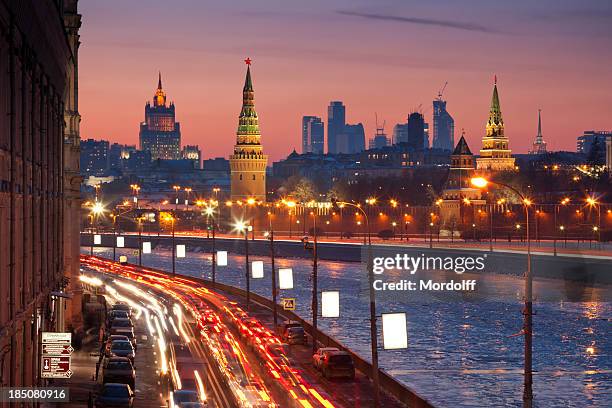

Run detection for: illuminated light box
[[217, 251, 228, 266], [176, 244, 186, 258], [252, 261, 264, 279], [94, 234, 101, 245], [116, 236, 124, 248], [382, 313, 408, 350], [278, 268, 293, 289], [119, 255, 128, 264], [321, 291, 340, 318], [142, 242, 151, 254]]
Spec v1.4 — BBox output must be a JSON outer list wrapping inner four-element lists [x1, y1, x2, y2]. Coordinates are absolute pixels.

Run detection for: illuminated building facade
[[440, 135, 485, 234], [229, 62, 268, 201], [139, 73, 181, 160], [476, 80, 516, 171], [1, 0, 81, 388]]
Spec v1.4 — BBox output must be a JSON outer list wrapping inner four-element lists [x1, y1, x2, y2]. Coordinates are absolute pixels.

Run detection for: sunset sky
[[79, 0, 612, 161]]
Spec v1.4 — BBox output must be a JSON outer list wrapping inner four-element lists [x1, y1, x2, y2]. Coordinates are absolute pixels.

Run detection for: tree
[[292, 178, 316, 203]]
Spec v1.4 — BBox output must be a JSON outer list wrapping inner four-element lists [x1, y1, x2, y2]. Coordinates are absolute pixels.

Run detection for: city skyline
[[78, 1, 612, 161]]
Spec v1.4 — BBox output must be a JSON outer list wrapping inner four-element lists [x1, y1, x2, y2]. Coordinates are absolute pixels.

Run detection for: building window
[[239, 174, 242, 181], [252, 175, 256, 180]]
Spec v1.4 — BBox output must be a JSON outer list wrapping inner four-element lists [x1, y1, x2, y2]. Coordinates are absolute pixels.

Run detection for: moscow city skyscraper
[[139, 73, 182, 160], [433, 98, 455, 151], [327, 101, 346, 154], [302, 116, 324, 154], [229, 59, 268, 201]]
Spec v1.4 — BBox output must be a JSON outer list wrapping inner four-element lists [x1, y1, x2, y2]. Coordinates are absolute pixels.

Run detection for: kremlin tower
[[529, 109, 547, 154], [476, 78, 516, 171], [229, 59, 268, 201]]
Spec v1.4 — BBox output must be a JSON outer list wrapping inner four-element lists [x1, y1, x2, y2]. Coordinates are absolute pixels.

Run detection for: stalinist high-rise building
[[139, 73, 182, 160], [476, 79, 516, 171], [230, 59, 268, 201]]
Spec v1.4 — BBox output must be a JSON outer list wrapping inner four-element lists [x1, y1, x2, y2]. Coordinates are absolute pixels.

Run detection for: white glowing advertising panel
[[217, 251, 228, 266], [382, 313, 408, 350], [321, 291, 340, 318], [278, 268, 294, 289], [252, 261, 264, 278]]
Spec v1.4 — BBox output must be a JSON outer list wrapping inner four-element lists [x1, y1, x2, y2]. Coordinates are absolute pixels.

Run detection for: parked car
[[107, 340, 135, 363], [104, 335, 129, 355], [320, 351, 355, 380], [107, 310, 129, 326], [171, 390, 200, 407], [110, 322, 135, 338], [111, 303, 132, 317], [95, 383, 134, 408], [109, 317, 133, 329], [312, 347, 339, 370], [102, 357, 135, 390], [281, 326, 306, 345]]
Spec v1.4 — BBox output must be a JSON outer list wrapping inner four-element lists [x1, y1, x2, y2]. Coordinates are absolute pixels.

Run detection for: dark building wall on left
[[0, 0, 80, 389]]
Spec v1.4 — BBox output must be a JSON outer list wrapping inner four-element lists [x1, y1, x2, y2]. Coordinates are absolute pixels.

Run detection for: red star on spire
[[244, 57, 252, 65]]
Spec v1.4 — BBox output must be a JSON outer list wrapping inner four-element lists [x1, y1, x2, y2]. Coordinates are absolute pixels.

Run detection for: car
[[171, 390, 200, 407], [281, 326, 306, 345], [108, 340, 135, 363], [95, 383, 134, 408], [112, 303, 132, 315], [102, 357, 135, 390], [109, 317, 133, 329], [265, 343, 290, 359], [277, 321, 301, 334], [104, 335, 129, 355], [313, 347, 340, 370], [107, 310, 130, 326], [110, 323, 135, 338], [320, 351, 355, 380]]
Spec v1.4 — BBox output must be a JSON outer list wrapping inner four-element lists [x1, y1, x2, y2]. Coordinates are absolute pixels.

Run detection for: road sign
[[41, 332, 73, 378], [282, 298, 296, 311]]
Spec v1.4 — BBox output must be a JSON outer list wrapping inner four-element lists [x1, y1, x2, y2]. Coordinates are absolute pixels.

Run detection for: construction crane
[[437, 81, 448, 101]]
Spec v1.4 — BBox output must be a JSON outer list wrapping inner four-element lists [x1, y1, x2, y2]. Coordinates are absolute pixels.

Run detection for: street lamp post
[[266, 213, 278, 328], [489, 204, 494, 252], [112, 213, 117, 261], [471, 177, 533, 408], [138, 216, 143, 266], [301, 211, 319, 355], [173, 185, 181, 211], [332, 200, 380, 408], [245, 225, 251, 309], [204, 204, 217, 285], [171, 214, 176, 276]]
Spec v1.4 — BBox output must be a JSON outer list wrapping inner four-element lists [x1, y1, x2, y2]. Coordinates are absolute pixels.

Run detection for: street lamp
[[234, 220, 252, 309], [184, 187, 193, 206], [204, 204, 217, 285], [471, 176, 534, 408], [332, 199, 380, 408], [265, 212, 278, 328], [90, 202, 105, 255], [300, 210, 319, 355], [285, 200, 296, 238], [586, 196, 601, 242], [173, 185, 181, 210], [162, 213, 176, 275]]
